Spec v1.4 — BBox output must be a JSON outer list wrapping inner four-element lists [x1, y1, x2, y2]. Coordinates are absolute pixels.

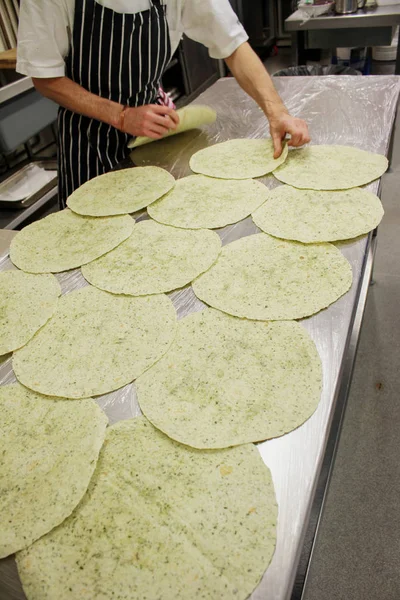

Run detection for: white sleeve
[[17, 0, 71, 78], [181, 0, 248, 60]]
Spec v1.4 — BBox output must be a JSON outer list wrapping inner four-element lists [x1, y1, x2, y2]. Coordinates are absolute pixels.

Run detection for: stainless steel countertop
[[0, 75, 399, 600], [286, 4, 400, 30]]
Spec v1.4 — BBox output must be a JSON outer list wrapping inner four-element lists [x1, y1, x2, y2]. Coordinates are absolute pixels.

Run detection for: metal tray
[[0, 161, 57, 210]]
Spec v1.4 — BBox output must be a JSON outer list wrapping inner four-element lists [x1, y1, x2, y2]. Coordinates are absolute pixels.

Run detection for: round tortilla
[[0, 383, 107, 558], [192, 233, 352, 320], [252, 185, 384, 243], [0, 270, 61, 356], [67, 167, 175, 216], [189, 138, 288, 179], [128, 105, 217, 148], [148, 175, 270, 229], [137, 309, 322, 449], [17, 417, 277, 600], [13, 286, 176, 399], [81, 220, 221, 295], [9, 210, 134, 274], [273, 145, 388, 190]]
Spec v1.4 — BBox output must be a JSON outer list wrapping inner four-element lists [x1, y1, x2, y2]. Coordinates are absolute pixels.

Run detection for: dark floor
[[265, 47, 400, 600]]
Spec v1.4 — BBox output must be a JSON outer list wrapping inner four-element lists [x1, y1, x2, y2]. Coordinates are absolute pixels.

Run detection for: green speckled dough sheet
[[9, 210, 135, 273], [137, 309, 322, 449], [81, 220, 221, 295], [189, 138, 288, 179], [252, 185, 384, 243], [273, 145, 388, 190], [192, 233, 353, 321], [0, 271, 61, 356], [13, 287, 176, 399], [148, 175, 271, 230], [0, 383, 108, 558], [67, 167, 175, 216], [17, 417, 277, 600]]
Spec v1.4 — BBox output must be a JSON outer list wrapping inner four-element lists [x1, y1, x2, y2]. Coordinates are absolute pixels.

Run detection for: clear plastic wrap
[[132, 75, 400, 182], [0, 75, 399, 600]]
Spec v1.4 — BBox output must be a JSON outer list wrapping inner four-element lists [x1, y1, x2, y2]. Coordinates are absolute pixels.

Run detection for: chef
[[17, 0, 310, 207]]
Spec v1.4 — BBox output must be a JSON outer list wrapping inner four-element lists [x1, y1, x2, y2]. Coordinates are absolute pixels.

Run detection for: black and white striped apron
[[58, 0, 171, 208]]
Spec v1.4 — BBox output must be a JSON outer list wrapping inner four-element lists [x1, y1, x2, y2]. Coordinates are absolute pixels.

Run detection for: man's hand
[[32, 77, 181, 141], [224, 43, 311, 158], [122, 105, 180, 139], [269, 111, 311, 159]]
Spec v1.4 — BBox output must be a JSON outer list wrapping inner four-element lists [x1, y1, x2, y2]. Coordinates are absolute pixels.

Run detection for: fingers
[[271, 132, 283, 159], [144, 124, 169, 138], [151, 104, 176, 115], [152, 113, 178, 131], [168, 110, 180, 127], [288, 133, 310, 147], [288, 132, 303, 147], [287, 120, 310, 148], [269, 113, 310, 150], [151, 104, 179, 125], [122, 103, 185, 138]]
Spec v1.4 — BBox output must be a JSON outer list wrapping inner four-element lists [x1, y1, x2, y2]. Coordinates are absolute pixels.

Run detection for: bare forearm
[[225, 41, 310, 156], [32, 76, 179, 139], [32, 76, 121, 128], [224, 42, 286, 120]]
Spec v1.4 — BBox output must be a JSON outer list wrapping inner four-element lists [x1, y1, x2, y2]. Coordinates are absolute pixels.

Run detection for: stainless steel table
[[0, 75, 399, 600], [286, 6, 400, 74]]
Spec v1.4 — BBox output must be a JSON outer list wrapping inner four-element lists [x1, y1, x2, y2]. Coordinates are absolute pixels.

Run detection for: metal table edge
[[285, 8, 400, 31], [290, 107, 396, 600], [290, 229, 377, 600], [285, 18, 398, 32]]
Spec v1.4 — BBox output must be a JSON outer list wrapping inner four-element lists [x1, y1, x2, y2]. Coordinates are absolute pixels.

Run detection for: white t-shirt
[[17, 0, 248, 78]]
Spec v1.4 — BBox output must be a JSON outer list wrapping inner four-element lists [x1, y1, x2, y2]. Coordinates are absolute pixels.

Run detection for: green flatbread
[[148, 175, 270, 229], [0, 383, 107, 558], [192, 233, 353, 320], [128, 105, 217, 148], [252, 185, 384, 242], [273, 145, 388, 190], [0, 270, 61, 356], [137, 309, 322, 448], [17, 417, 277, 600], [189, 139, 288, 179], [81, 220, 221, 295], [9, 210, 134, 274], [67, 167, 175, 216], [13, 286, 176, 399]]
